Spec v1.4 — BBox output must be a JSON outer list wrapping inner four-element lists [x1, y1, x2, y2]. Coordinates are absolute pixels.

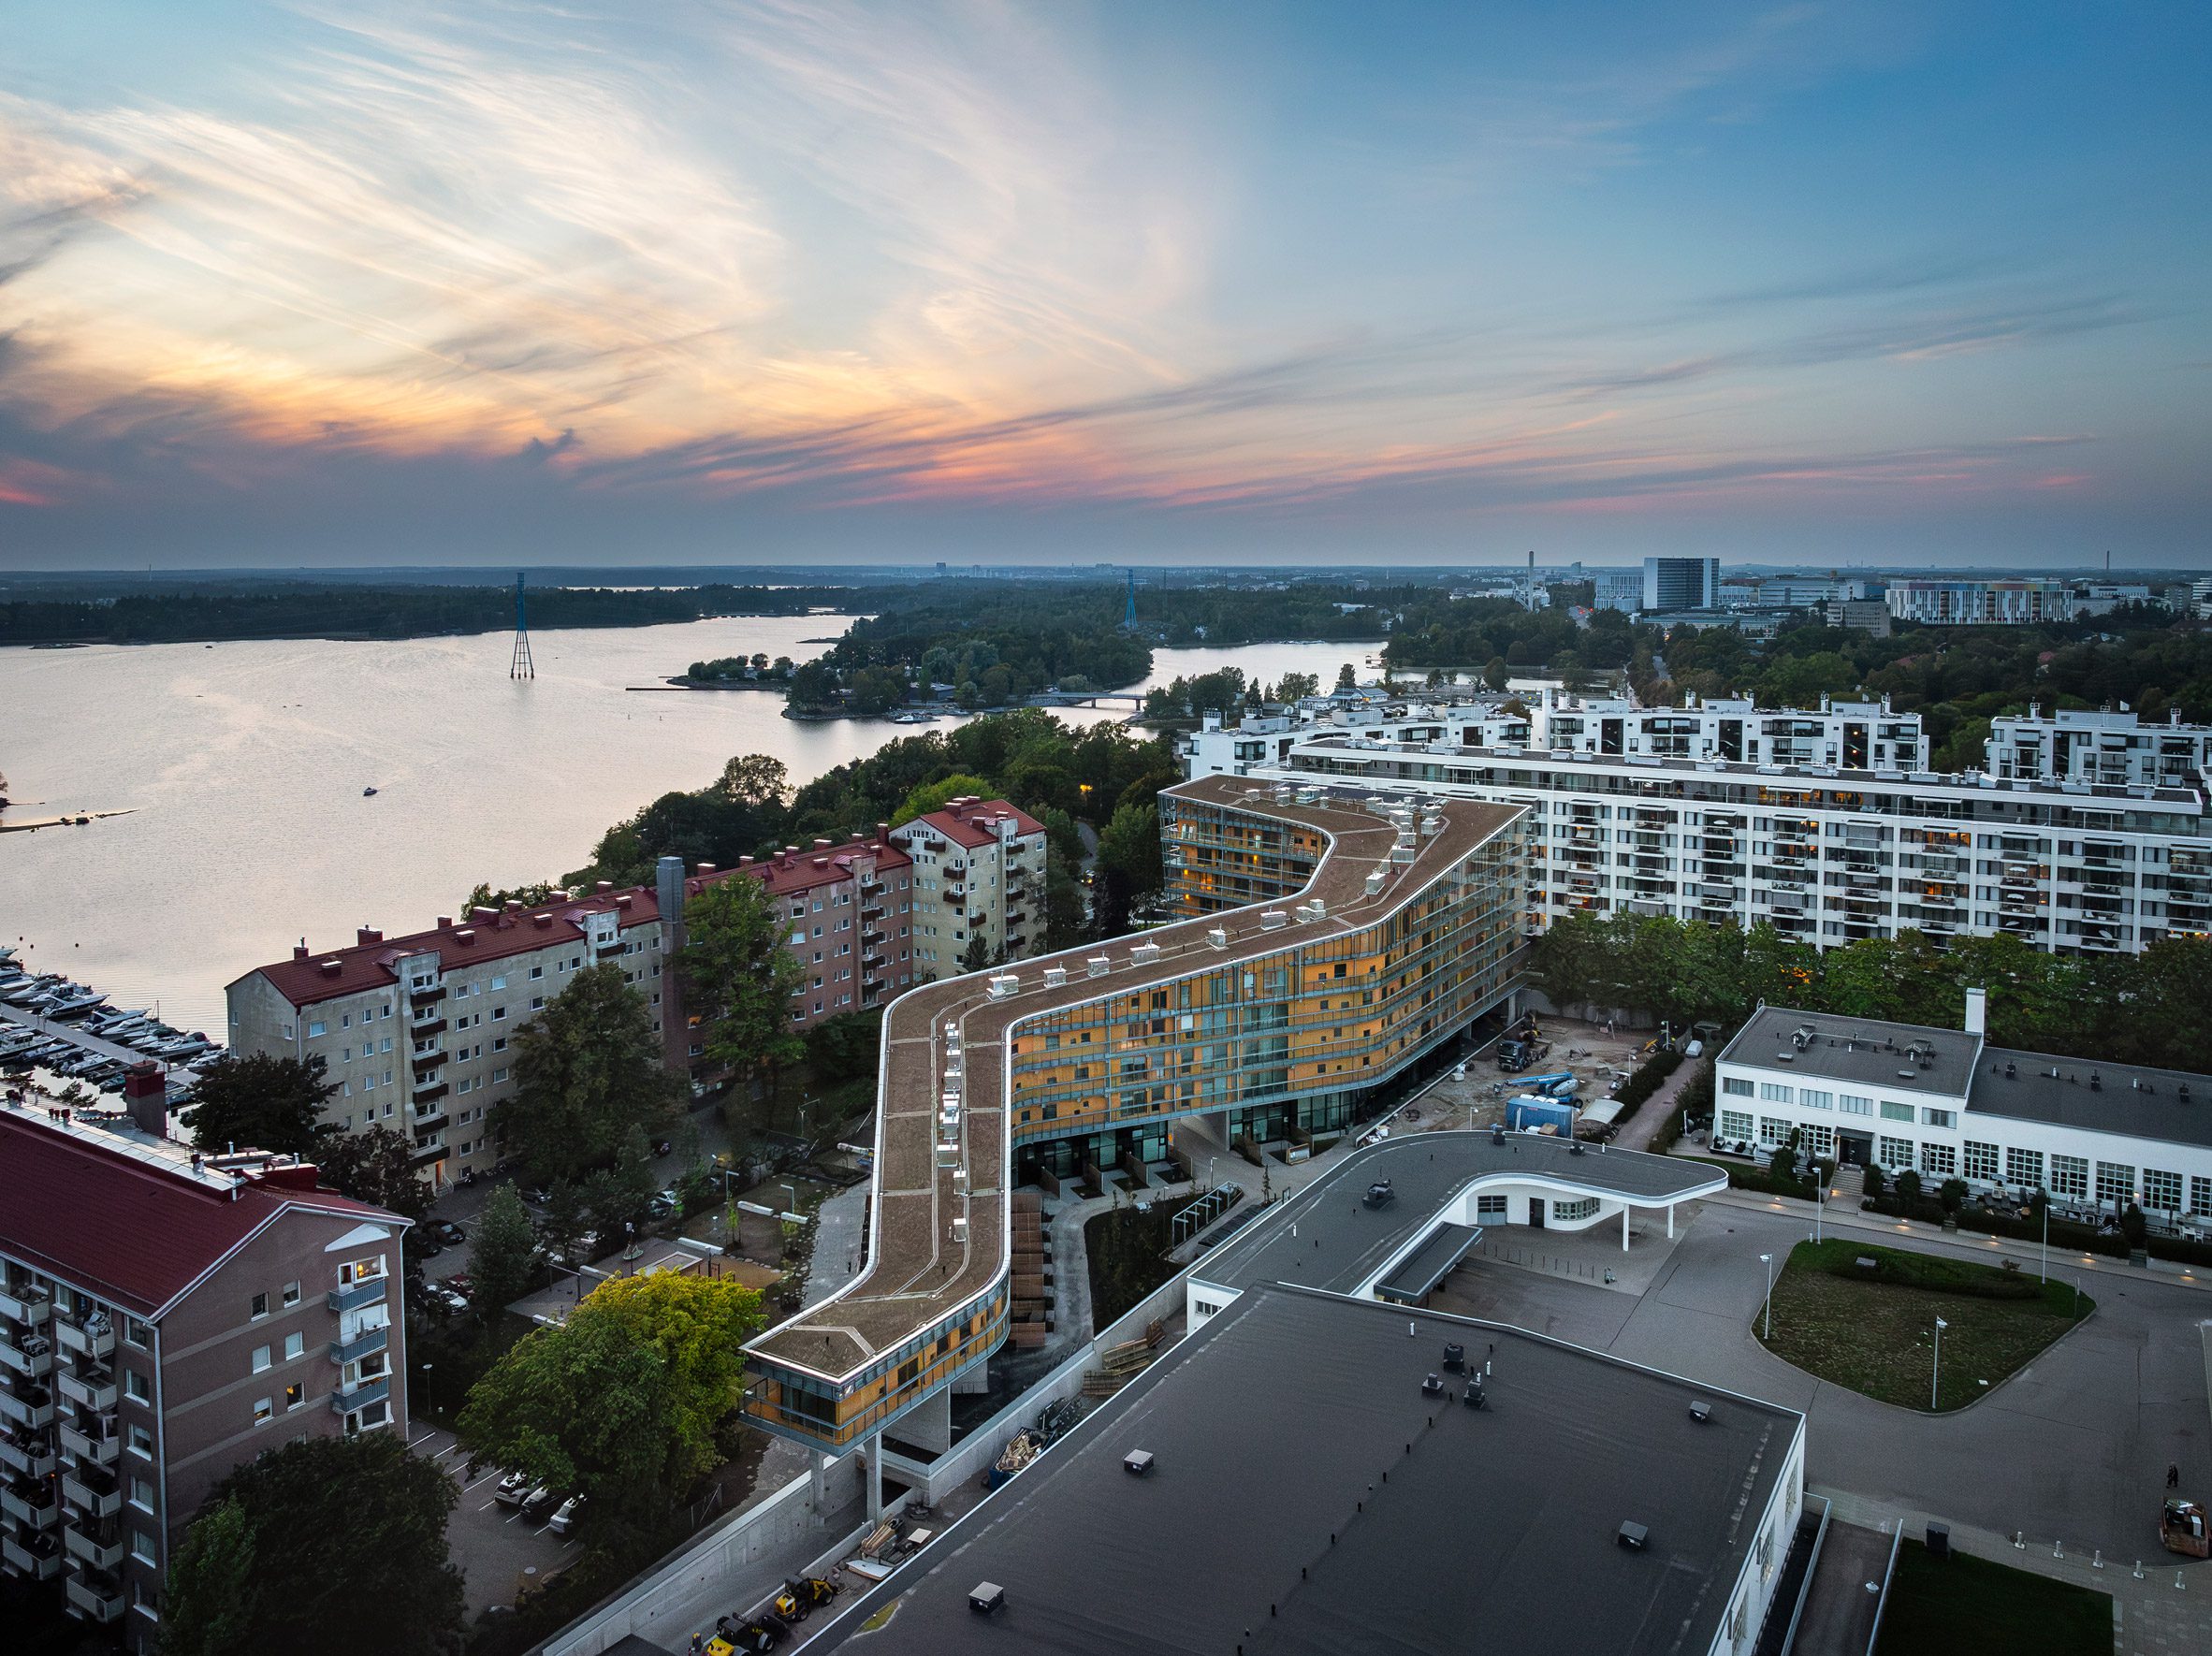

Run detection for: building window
[[2050, 1155, 2089, 1200], [1921, 1108, 1956, 1129], [1719, 1109, 1754, 1142], [128, 1425, 153, 1459], [250, 1292, 269, 1320], [2094, 1162, 2135, 1206], [1552, 1197, 1600, 1223], [1838, 1094, 1871, 1116], [253, 1397, 273, 1426], [124, 1368, 151, 1403], [129, 1476, 154, 1511], [1919, 1143, 1956, 1178], [1877, 1136, 1914, 1169], [282, 1281, 300, 1308], [1797, 1089, 1832, 1111], [1963, 1142, 2000, 1182], [251, 1344, 271, 1373], [124, 1315, 151, 1349], [284, 1383, 305, 1412], [308, 1021, 327, 1038], [284, 1331, 305, 1361], [2144, 1169, 2182, 1213], [2005, 1147, 2045, 1189], [1722, 1077, 1753, 1097], [1758, 1082, 1791, 1104], [1878, 1100, 1914, 1123], [1800, 1123, 1835, 1160], [2190, 1176, 2212, 1218], [1758, 1117, 1790, 1147], [132, 1529, 157, 1565], [1476, 1194, 1506, 1218]]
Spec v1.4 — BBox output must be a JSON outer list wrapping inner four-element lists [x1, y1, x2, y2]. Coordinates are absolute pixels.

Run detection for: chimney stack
[[356, 926, 384, 946], [1963, 985, 1986, 1038], [293, 943, 310, 962]]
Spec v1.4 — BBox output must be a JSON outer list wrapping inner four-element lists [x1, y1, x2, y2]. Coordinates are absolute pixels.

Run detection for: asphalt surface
[[407, 1422, 586, 1614]]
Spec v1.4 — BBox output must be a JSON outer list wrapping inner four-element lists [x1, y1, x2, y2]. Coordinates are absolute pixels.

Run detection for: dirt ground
[[1376, 1015, 1655, 1135]]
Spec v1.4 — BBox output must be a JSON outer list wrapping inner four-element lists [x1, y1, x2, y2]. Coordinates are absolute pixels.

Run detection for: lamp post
[[1759, 1252, 1774, 1341], [1931, 1316, 1948, 1410], [419, 1361, 432, 1419], [2039, 1194, 2049, 1284], [1808, 1163, 1826, 1243]]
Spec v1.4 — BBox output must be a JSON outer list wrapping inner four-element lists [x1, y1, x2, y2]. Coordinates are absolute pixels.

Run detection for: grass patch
[[1755, 1240, 2091, 1412], [1878, 1539, 2111, 1656], [1085, 1203, 1178, 1329]]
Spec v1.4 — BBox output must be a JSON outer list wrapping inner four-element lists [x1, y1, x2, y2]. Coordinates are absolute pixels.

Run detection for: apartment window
[[282, 1281, 300, 1308], [531, 997, 545, 1011], [2050, 1155, 2089, 1200], [1758, 1082, 1791, 1104], [1838, 1094, 1872, 1116], [129, 1475, 154, 1511], [284, 1382, 305, 1412], [252, 1344, 272, 1373], [490, 976, 506, 990], [492, 1067, 508, 1083], [308, 1021, 327, 1038], [250, 1292, 269, 1320], [132, 1529, 157, 1565], [1879, 1101, 1914, 1123], [1797, 1089, 1832, 1111], [128, 1424, 153, 1459], [1800, 1122, 1835, 1160], [1722, 1077, 1753, 1097], [1919, 1143, 1956, 1178], [2005, 1147, 2045, 1188], [284, 1331, 305, 1361], [1757, 1116, 1790, 1146], [2190, 1175, 2212, 1218], [1963, 1141, 2000, 1182], [1922, 1108, 1957, 1129], [2144, 1169, 2183, 1213], [1877, 1136, 1914, 1169], [124, 1368, 151, 1403], [2094, 1162, 2135, 1205], [124, 1315, 151, 1349], [1719, 1109, 1754, 1142], [491, 1006, 505, 1021], [530, 966, 544, 980], [493, 1037, 507, 1053]]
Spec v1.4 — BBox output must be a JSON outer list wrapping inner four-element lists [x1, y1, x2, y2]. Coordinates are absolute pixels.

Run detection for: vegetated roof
[[1716, 1006, 1980, 1099], [0, 1106, 399, 1318], [819, 1288, 1800, 1656], [1970, 1049, 2212, 1152], [1195, 1132, 1725, 1299]]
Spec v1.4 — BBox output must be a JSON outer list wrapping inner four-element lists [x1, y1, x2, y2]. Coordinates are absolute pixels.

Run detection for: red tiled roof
[[901, 798, 1047, 850], [234, 889, 668, 1009], [0, 1109, 400, 1319], [725, 837, 910, 901]]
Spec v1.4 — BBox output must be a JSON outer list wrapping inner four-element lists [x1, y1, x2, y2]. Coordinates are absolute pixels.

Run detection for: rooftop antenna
[[510, 572, 534, 680], [1124, 567, 1138, 631]]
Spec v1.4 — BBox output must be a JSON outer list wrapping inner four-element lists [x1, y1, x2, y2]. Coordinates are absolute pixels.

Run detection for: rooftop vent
[[1443, 1343, 1465, 1372], [1043, 966, 1069, 990], [1207, 928, 1229, 951], [969, 1583, 1005, 1616], [1260, 911, 1288, 930], [1689, 1401, 1712, 1425], [1463, 1379, 1487, 1410], [2089, 1072, 2102, 1092], [1124, 1449, 1155, 1476], [1421, 1373, 1445, 1397], [1087, 955, 1112, 978], [1617, 1521, 1650, 1551]]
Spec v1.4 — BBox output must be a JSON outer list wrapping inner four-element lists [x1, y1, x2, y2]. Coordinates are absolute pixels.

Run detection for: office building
[[0, 1099, 409, 1649], [1594, 568, 1644, 613], [891, 798, 1049, 979], [1714, 995, 2212, 1224], [1983, 707, 2212, 791], [1183, 705, 2212, 952], [1643, 556, 1722, 614], [1826, 598, 1892, 636], [1886, 580, 2074, 626], [739, 777, 1527, 1456]]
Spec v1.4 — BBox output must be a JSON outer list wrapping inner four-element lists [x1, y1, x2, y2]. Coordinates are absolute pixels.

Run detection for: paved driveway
[[408, 1422, 586, 1613], [1431, 1199, 2212, 1566]]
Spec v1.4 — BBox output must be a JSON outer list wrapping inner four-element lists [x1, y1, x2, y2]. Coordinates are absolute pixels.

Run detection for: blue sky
[[1, 2, 2205, 568]]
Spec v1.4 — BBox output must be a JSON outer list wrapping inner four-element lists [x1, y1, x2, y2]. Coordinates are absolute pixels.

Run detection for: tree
[[183, 1053, 336, 1157], [585, 1129, 659, 1242], [681, 873, 806, 1082], [456, 1271, 764, 1553], [541, 1177, 585, 1262], [1862, 1161, 1886, 1200], [161, 1495, 256, 1656], [1938, 1177, 1967, 1216], [1274, 670, 1319, 703], [1334, 661, 1357, 690], [315, 1125, 430, 1221], [166, 1434, 462, 1656], [892, 772, 996, 826], [495, 965, 683, 1184], [470, 1184, 537, 1316], [804, 1011, 881, 1083], [1894, 1168, 1923, 1206], [960, 932, 994, 975]]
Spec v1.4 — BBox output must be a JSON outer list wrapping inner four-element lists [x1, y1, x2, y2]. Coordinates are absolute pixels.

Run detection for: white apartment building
[[1643, 556, 1721, 613], [226, 887, 672, 1187], [1529, 688, 1926, 771], [1715, 995, 2212, 1227], [1984, 706, 2212, 791], [1184, 708, 2212, 954], [890, 798, 1050, 980], [1886, 579, 2074, 626]]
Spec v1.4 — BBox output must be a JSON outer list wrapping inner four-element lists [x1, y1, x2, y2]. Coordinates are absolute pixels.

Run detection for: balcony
[[331, 1375, 391, 1416], [327, 1278, 388, 1314], [406, 981, 444, 1005], [0, 1385, 55, 1430], [57, 1416, 119, 1465], [411, 1080, 448, 1104], [53, 1318, 114, 1361], [0, 1332, 54, 1379], [409, 1016, 445, 1039], [65, 1570, 124, 1624], [329, 1328, 388, 1366], [412, 1113, 450, 1141], [0, 1286, 51, 1326], [61, 1467, 120, 1519], [0, 1484, 59, 1530], [64, 1520, 125, 1571], [56, 1368, 115, 1413], [1, 1532, 62, 1579], [862, 929, 885, 948], [0, 1431, 55, 1478]]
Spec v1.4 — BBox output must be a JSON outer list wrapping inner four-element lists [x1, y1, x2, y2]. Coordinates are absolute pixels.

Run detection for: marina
[[0, 948, 221, 1101]]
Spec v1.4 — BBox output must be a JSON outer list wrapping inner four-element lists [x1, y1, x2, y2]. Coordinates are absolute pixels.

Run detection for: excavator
[[2161, 1496, 2208, 1559]]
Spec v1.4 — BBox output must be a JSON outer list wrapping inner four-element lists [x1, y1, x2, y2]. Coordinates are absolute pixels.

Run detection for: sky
[[1, 2, 2206, 571]]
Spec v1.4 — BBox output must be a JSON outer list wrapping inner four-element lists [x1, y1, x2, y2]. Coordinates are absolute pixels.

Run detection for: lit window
[[253, 1398, 273, 1426]]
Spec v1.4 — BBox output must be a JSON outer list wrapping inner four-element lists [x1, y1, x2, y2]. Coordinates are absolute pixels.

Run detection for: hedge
[[1608, 1046, 1684, 1126], [1860, 1195, 2212, 1270]]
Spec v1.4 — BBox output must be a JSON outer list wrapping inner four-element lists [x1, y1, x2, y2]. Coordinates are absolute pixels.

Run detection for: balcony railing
[[55, 1369, 115, 1413], [331, 1376, 391, 1416], [57, 1416, 119, 1465], [327, 1278, 388, 1314], [0, 1334, 54, 1379], [1, 1531, 62, 1579], [0, 1385, 56, 1430], [65, 1522, 126, 1571], [53, 1319, 114, 1361], [410, 1017, 446, 1039], [0, 1431, 56, 1478], [329, 1328, 388, 1366], [60, 1468, 120, 1519], [65, 1570, 124, 1623], [0, 1485, 59, 1529], [0, 1286, 52, 1325]]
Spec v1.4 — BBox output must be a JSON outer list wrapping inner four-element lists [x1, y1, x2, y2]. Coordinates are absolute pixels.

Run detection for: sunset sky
[[2, 2, 2205, 569]]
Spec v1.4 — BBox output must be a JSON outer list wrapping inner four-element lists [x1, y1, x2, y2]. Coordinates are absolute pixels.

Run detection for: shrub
[[1862, 1162, 1886, 1199], [1894, 1169, 1923, 1204], [1609, 1046, 1685, 1125], [1810, 1241, 2044, 1301], [1939, 1177, 1967, 1215]]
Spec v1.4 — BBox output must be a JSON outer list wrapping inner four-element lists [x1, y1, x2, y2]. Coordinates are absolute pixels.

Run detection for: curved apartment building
[[740, 777, 1528, 1454]]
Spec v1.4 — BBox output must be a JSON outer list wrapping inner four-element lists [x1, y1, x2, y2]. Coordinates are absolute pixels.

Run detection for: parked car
[[648, 1190, 678, 1219], [547, 1495, 586, 1535], [443, 1273, 474, 1300], [521, 1486, 562, 1523], [427, 1286, 469, 1316], [494, 1471, 533, 1507], [429, 1220, 466, 1246]]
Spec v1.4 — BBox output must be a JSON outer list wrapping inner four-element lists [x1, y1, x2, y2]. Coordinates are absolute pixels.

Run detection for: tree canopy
[[182, 1053, 336, 1157], [468, 1182, 538, 1316], [680, 872, 806, 1080], [494, 965, 684, 1184]]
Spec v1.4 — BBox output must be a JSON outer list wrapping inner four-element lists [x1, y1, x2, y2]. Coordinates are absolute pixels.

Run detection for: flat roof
[[820, 1288, 1801, 1656], [1375, 1222, 1481, 1303], [1970, 1050, 2212, 1151], [1717, 1006, 1980, 1100], [746, 777, 1524, 1381], [1195, 1132, 1725, 1299]]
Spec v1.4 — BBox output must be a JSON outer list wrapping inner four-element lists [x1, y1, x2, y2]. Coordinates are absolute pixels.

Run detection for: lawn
[[1877, 1540, 2111, 1656], [1085, 1202, 1179, 1329], [1754, 1239, 2092, 1412]]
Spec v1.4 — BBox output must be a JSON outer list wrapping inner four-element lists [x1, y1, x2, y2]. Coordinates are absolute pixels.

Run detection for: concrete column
[[867, 1433, 883, 1521], [809, 1449, 830, 1509], [1666, 1202, 1675, 1240], [1622, 1206, 1630, 1252]]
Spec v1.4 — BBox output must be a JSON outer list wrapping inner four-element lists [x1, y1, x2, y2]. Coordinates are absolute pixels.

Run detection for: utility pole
[[1759, 1252, 1774, 1340], [510, 572, 534, 680]]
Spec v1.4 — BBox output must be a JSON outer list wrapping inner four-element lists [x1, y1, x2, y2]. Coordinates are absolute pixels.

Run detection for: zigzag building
[[1184, 708, 2212, 953], [738, 777, 1529, 1464]]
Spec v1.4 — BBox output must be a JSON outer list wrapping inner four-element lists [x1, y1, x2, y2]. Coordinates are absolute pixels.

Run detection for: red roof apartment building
[[891, 797, 1049, 980], [0, 1094, 409, 1648]]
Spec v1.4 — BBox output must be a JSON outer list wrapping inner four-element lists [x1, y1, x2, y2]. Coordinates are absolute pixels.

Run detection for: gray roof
[[1970, 1050, 2212, 1152], [1375, 1223, 1481, 1303], [820, 1288, 1801, 1656], [1195, 1132, 1724, 1298], [1717, 1006, 1980, 1099]]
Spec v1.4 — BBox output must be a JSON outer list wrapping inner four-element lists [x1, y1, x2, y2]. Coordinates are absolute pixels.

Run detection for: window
[[2094, 1162, 2135, 1205], [1758, 1082, 1792, 1104], [1797, 1089, 1832, 1111], [129, 1475, 154, 1511], [132, 1529, 157, 1565], [253, 1397, 273, 1426], [1476, 1194, 1506, 1218], [124, 1315, 151, 1349], [1553, 1197, 1599, 1223], [251, 1344, 271, 1373], [1723, 1077, 1754, 1097], [2144, 1169, 2183, 1213], [1879, 1100, 1914, 1122], [250, 1291, 269, 1319], [2006, 1147, 2045, 1188], [2190, 1176, 2212, 1218], [1758, 1116, 1790, 1146], [307, 1021, 327, 1038], [124, 1368, 151, 1403], [530, 966, 544, 980], [1838, 1094, 1872, 1117], [1922, 1108, 1956, 1129], [282, 1281, 300, 1308], [2050, 1154, 2089, 1200], [1800, 1123, 1835, 1160], [284, 1382, 305, 1412], [1719, 1109, 1754, 1142], [1877, 1136, 1914, 1169], [1919, 1143, 1956, 1177], [284, 1331, 304, 1361], [128, 1425, 153, 1459], [1963, 1141, 2000, 1182]]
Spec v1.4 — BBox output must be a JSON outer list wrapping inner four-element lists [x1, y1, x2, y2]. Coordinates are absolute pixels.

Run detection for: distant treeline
[[0, 584, 858, 646]]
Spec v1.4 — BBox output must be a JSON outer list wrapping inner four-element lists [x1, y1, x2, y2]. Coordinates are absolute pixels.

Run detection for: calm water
[[0, 621, 1373, 1032]]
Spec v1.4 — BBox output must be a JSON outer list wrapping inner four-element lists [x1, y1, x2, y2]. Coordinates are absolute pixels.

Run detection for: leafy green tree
[[541, 1177, 585, 1261], [314, 1125, 430, 1221], [183, 1053, 336, 1156], [166, 1434, 461, 1656], [161, 1495, 256, 1656], [1894, 1169, 1923, 1206], [469, 1184, 537, 1316], [681, 874, 805, 1082], [456, 1272, 763, 1552], [585, 1128, 659, 1242], [495, 965, 683, 1184], [1334, 661, 1357, 690], [892, 772, 996, 826], [1275, 670, 1319, 702], [804, 1011, 881, 1083]]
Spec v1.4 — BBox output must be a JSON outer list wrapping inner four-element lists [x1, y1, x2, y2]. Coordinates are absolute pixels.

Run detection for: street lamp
[[1930, 1316, 1948, 1410], [1759, 1252, 1774, 1341], [1808, 1163, 1826, 1243], [419, 1361, 432, 1418]]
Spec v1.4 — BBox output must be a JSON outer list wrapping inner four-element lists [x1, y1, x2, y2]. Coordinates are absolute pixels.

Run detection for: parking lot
[[407, 1422, 586, 1613]]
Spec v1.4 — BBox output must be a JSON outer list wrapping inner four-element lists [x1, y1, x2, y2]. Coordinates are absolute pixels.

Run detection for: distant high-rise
[[1642, 557, 1720, 614]]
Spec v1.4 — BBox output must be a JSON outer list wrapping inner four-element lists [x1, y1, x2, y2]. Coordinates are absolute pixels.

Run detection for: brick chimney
[[356, 927, 383, 946]]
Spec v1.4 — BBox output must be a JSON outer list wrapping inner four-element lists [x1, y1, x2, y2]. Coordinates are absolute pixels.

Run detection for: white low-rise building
[[1985, 705, 2212, 791], [1714, 991, 2212, 1227]]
